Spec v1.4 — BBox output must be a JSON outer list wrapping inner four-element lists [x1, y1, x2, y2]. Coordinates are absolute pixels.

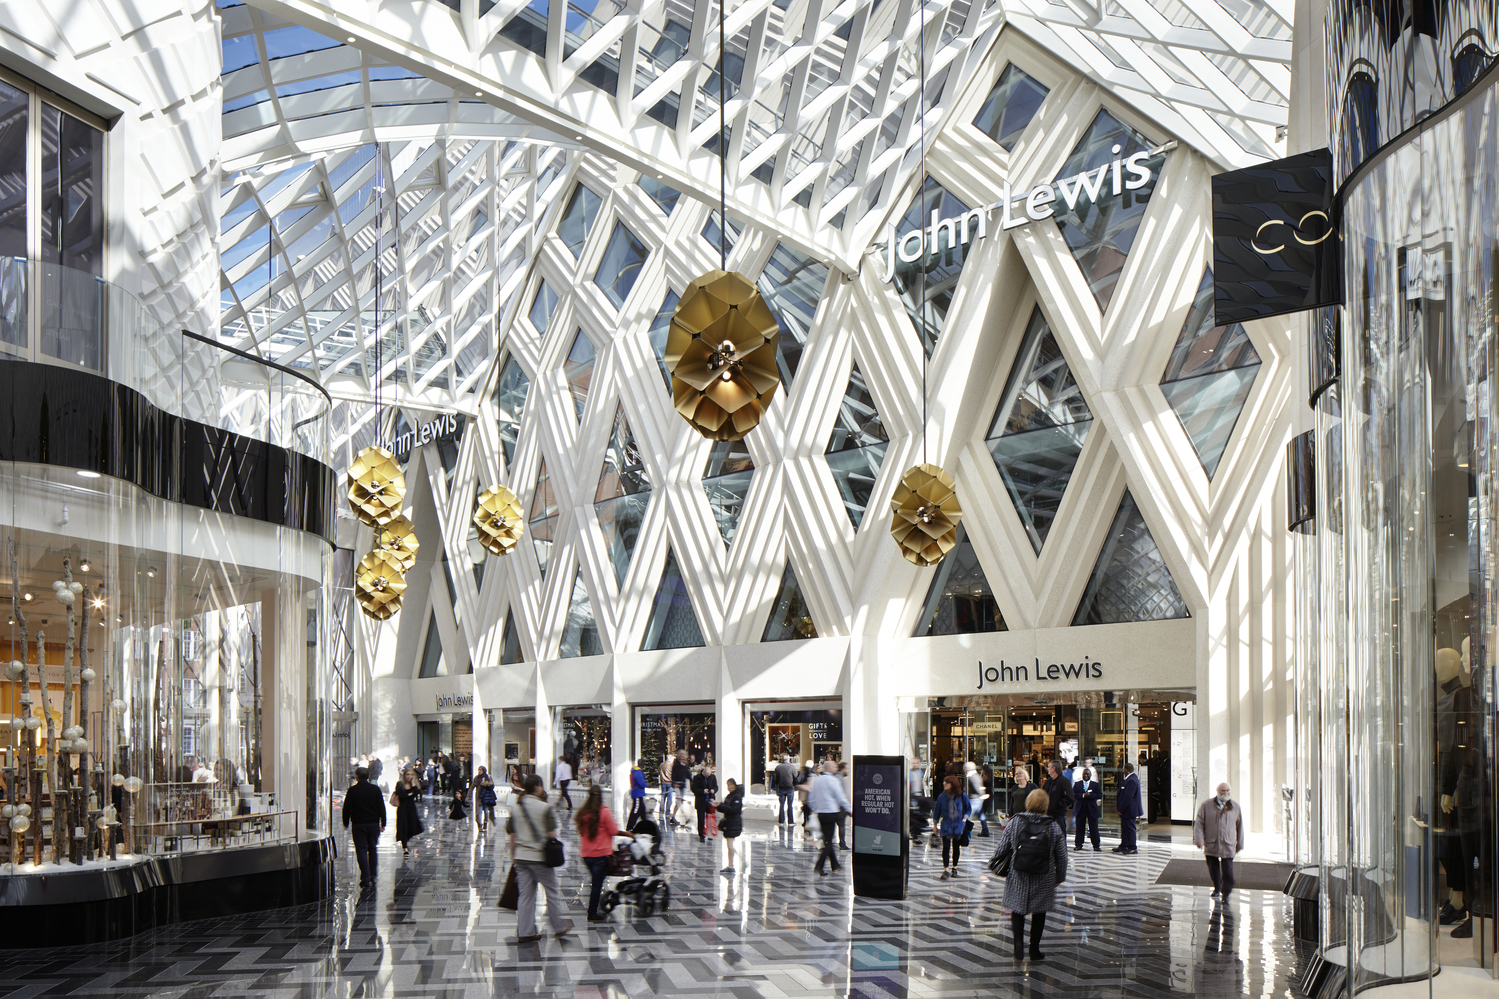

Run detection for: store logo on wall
[[381, 413, 464, 461], [877, 143, 1176, 282], [977, 658, 1103, 689], [435, 693, 474, 711], [1212, 148, 1341, 324]]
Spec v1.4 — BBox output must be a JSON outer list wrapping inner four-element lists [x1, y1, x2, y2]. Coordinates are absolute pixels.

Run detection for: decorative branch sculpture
[[7, 540, 30, 865], [79, 592, 92, 861], [33, 628, 46, 863], [58, 559, 75, 863]]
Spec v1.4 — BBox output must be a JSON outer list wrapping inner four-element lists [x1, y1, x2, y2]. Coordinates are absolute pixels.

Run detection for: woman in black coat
[[716, 779, 745, 876], [394, 769, 425, 855], [995, 786, 1068, 962]]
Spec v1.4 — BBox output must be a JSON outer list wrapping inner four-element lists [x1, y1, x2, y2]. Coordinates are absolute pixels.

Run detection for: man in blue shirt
[[807, 761, 852, 876]]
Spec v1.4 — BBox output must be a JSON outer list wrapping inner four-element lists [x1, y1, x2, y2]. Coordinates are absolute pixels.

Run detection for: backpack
[[1012, 817, 1053, 876]]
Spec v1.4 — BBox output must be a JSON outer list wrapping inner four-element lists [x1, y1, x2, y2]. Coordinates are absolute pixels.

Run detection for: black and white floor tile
[[0, 798, 1312, 997]]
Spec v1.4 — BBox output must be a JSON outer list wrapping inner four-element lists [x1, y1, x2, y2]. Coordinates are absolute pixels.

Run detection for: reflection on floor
[[0, 796, 1312, 997]]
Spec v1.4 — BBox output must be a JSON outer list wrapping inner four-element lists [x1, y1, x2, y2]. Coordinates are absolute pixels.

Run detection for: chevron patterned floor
[[0, 797, 1312, 997]]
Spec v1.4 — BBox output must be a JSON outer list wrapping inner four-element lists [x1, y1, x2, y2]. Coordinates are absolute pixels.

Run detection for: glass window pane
[[0, 81, 27, 258], [1052, 108, 1162, 313], [530, 280, 559, 332], [913, 526, 1006, 636], [889, 178, 971, 356], [493, 355, 529, 468], [826, 443, 887, 528], [418, 613, 447, 677], [762, 562, 817, 641], [641, 549, 704, 650], [758, 242, 829, 387], [564, 331, 595, 420], [639, 175, 680, 214], [703, 439, 754, 547], [972, 63, 1049, 151], [500, 0, 549, 55], [559, 570, 603, 657], [1072, 491, 1189, 625], [593, 221, 648, 308], [529, 459, 558, 576], [647, 289, 678, 390], [594, 407, 652, 586], [500, 613, 523, 664], [558, 182, 602, 258]]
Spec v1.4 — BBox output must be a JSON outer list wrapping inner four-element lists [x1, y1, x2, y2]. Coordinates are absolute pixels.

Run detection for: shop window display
[[748, 708, 841, 790], [638, 710, 715, 781]]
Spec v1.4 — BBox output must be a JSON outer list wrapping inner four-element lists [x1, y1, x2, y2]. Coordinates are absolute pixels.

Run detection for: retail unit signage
[[878, 143, 1175, 282], [976, 658, 1102, 689], [381, 413, 464, 460], [435, 692, 474, 711], [1211, 148, 1340, 324]]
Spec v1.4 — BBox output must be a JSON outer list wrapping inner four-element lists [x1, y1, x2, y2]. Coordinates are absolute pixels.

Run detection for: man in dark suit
[[342, 766, 387, 887], [1073, 766, 1102, 851], [1113, 762, 1142, 854]]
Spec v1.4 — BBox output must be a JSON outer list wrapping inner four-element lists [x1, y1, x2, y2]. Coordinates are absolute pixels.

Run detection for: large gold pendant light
[[375, 515, 420, 570], [665, 0, 780, 442], [667, 271, 780, 441], [891, 464, 962, 566], [355, 550, 408, 620], [347, 446, 405, 527], [472, 484, 524, 556], [888, 20, 961, 567]]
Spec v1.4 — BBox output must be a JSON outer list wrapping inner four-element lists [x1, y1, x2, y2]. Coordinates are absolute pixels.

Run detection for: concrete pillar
[[610, 660, 629, 819], [716, 653, 742, 788], [534, 665, 553, 792]]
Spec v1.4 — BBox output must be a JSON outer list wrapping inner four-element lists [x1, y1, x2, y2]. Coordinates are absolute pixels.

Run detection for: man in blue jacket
[[1113, 762, 1142, 855], [1073, 766, 1102, 851]]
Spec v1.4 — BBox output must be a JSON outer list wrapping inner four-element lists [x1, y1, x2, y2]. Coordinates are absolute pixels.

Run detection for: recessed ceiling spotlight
[[22, 592, 32, 602], [80, 560, 90, 572], [347, 36, 355, 42], [77, 470, 100, 479], [146, 567, 157, 578]]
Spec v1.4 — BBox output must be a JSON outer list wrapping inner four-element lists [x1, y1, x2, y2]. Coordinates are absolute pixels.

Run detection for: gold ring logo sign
[[1251, 211, 1334, 254]]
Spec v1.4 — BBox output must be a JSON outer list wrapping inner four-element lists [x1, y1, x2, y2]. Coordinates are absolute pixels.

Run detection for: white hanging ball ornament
[[123, 776, 143, 793], [5, 661, 22, 680], [1, 805, 13, 818], [72, 738, 88, 753], [97, 817, 109, 830], [57, 590, 75, 605], [80, 668, 96, 683], [9, 717, 21, 732], [112, 773, 125, 787], [24, 716, 40, 731], [17, 803, 30, 816], [63, 726, 81, 740], [111, 699, 126, 714], [10, 815, 29, 833], [52, 580, 66, 591], [68, 582, 83, 594]]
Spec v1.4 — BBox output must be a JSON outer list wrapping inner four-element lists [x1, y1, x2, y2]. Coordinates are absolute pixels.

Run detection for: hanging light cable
[[663, 0, 782, 442], [891, 0, 962, 567]]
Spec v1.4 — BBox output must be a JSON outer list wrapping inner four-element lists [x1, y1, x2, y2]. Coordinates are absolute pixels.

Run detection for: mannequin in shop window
[[1437, 642, 1482, 936]]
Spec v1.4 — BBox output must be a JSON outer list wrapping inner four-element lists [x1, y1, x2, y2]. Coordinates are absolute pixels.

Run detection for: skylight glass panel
[[417, 613, 448, 677], [594, 406, 651, 587], [647, 290, 678, 390], [1072, 491, 1189, 625], [494, 354, 528, 467], [594, 222, 648, 308], [641, 549, 705, 650], [702, 439, 754, 548], [824, 364, 889, 528], [987, 308, 1092, 555], [222, 35, 260, 74], [972, 64, 1049, 151], [500, 0, 550, 56], [564, 331, 595, 420], [558, 183, 602, 258], [500, 613, 523, 664], [529, 459, 558, 576], [530, 280, 559, 332], [914, 526, 1006, 636], [1052, 109, 1161, 314], [890, 178, 971, 357], [700, 210, 742, 252], [262, 26, 341, 60], [762, 562, 818, 642], [757, 243, 829, 388], [639, 175, 681, 214], [559, 569, 604, 657]]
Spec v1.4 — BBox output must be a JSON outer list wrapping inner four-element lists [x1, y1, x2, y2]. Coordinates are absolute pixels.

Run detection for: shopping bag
[[706, 806, 719, 838], [498, 866, 519, 910]]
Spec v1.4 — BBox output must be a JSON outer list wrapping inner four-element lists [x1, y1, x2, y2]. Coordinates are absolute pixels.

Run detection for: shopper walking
[[837, 761, 851, 850], [368, 755, 384, 788], [691, 764, 719, 842], [394, 768, 425, 856], [1114, 762, 1142, 855], [1193, 782, 1244, 901], [1042, 761, 1073, 834], [773, 754, 799, 825], [343, 766, 386, 887], [935, 775, 968, 879], [1008, 766, 1035, 818], [965, 762, 990, 837], [808, 761, 851, 876], [669, 749, 691, 828], [718, 778, 745, 875], [658, 755, 674, 823], [1072, 766, 1102, 851], [575, 785, 621, 923], [425, 755, 439, 798], [507, 774, 573, 942], [995, 788, 1068, 962], [472, 766, 497, 831], [626, 759, 648, 830], [797, 760, 816, 832], [555, 755, 573, 811]]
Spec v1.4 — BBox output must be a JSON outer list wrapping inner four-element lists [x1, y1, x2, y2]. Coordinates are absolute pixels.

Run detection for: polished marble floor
[[0, 795, 1311, 997]]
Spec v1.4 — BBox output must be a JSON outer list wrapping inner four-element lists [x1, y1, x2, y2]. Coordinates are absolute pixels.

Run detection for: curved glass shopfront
[[1307, 67, 1499, 990]]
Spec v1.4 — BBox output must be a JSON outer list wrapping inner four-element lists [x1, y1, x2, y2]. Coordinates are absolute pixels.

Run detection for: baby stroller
[[598, 819, 671, 916]]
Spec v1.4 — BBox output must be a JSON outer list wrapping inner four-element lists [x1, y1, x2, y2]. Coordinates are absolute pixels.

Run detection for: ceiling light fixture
[[77, 470, 100, 479]]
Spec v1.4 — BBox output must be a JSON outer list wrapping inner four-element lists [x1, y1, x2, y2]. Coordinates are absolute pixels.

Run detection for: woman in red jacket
[[575, 785, 621, 922]]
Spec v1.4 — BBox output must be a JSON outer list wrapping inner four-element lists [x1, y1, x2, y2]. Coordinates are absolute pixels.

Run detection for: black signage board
[[1212, 148, 1340, 325], [852, 755, 908, 900]]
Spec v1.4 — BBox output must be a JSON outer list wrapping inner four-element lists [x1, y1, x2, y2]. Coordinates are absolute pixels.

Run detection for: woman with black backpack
[[993, 787, 1068, 962]]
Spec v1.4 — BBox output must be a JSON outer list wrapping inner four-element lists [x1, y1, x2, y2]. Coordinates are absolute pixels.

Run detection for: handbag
[[517, 797, 566, 868], [389, 789, 400, 807], [960, 819, 973, 847], [988, 842, 1013, 877], [498, 866, 519, 910]]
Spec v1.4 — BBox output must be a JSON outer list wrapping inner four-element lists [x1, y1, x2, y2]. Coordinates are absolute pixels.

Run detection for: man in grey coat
[[1193, 781, 1244, 901]]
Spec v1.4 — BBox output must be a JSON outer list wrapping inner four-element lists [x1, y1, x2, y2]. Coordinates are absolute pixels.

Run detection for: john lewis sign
[[878, 142, 1175, 282]]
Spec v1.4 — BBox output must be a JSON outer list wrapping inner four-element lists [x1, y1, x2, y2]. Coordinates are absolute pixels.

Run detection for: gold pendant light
[[347, 445, 406, 527], [375, 516, 420, 571], [666, 270, 781, 441], [472, 485, 524, 557], [890, 463, 962, 567], [355, 549, 407, 620]]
